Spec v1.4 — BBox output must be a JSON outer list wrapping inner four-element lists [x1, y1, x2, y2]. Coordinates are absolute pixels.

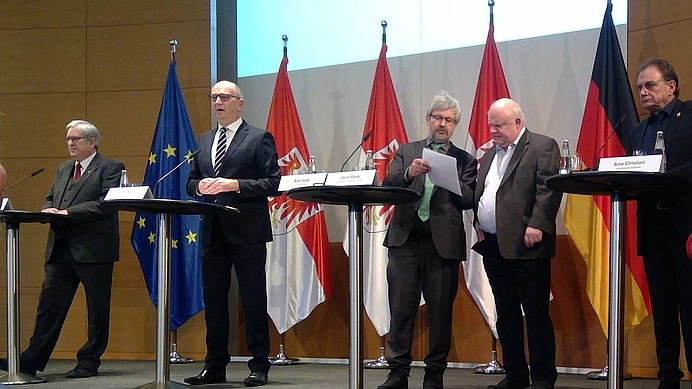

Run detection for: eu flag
[[130, 60, 203, 330]]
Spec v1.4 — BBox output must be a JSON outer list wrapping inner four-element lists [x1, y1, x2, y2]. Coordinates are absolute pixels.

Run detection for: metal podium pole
[[606, 193, 626, 389], [348, 202, 364, 389]]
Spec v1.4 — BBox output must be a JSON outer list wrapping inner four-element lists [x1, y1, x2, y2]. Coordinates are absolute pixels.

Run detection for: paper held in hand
[[104, 186, 153, 200], [597, 155, 663, 173], [422, 148, 462, 196]]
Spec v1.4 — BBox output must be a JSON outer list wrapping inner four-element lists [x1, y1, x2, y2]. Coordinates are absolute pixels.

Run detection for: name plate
[[104, 186, 153, 200], [1, 197, 13, 210], [324, 170, 378, 186], [278, 173, 328, 192], [598, 155, 663, 173]]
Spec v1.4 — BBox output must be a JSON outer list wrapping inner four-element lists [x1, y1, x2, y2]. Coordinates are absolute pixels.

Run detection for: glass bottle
[[308, 155, 317, 174], [560, 140, 571, 174], [119, 169, 129, 187], [654, 131, 666, 172], [365, 150, 374, 170]]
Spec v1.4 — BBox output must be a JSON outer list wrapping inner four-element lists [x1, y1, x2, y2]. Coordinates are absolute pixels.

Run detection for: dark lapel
[[664, 99, 685, 146], [223, 120, 250, 164], [500, 129, 529, 188], [477, 145, 497, 199], [56, 153, 102, 208]]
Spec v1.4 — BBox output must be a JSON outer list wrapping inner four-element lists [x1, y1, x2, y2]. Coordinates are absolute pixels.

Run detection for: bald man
[[185, 81, 280, 387]]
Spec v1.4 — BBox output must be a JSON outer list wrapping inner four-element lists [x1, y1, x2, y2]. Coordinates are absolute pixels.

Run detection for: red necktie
[[73, 162, 81, 182]]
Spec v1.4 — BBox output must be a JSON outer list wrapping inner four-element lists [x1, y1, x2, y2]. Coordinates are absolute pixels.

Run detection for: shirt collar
[[218, 117, 243, 132], [77, 151, 97, 169], [425, 137, 449, 152]]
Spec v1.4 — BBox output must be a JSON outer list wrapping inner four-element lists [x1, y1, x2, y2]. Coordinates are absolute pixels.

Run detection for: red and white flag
[[343, 44, 408, 337], [462, 24, 510, 338], [266, 55, 332, 334]]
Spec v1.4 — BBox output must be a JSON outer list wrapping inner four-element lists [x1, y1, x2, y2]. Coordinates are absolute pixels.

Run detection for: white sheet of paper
[[422, 148, 462, 196]]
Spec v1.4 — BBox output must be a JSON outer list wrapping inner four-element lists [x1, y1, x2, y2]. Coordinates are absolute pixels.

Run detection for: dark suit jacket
[[382, 139, 477, 260], [42, 152, 124, 263], [186, 120, 281, 245], [474, 129, 562, 260], [626, 99, 692, 250]]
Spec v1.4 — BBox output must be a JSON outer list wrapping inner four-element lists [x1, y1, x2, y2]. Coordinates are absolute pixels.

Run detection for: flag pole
[[164, 38, 195, 366], [473, 2, 505, 375], [268, 34, 300, 367], [363, 19, 391, 371]]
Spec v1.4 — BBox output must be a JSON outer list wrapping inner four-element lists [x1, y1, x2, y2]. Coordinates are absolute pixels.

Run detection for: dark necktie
[[213, 127, 228, 177], [417, 143, 443, 222], [73, 162, 82, 182]]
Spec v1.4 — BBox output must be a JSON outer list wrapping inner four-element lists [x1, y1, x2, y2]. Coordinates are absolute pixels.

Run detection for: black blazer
[[187, 120, 281, 245], [626, 99, 692, 249], [474, 129, 562, 260], [382, 139, 477, 260], [42, 152, 124, 263]]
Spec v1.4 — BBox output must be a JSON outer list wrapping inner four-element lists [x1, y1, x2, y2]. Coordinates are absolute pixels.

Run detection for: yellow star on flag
[[171, 239, 178, 249], [184, 150, 196, 162], [185, 230, 197, 244], [163, 144, 176, 158], [148, 231, 156, 244], [148, 152, 156, 165], [136, 216, 146, 229]]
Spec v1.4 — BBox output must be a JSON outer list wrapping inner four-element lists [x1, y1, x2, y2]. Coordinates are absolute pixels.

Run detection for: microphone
[[152, 150, 201, 197], [595, 115, 626, 170], [5, 168, 44, 191], [340, 130, 373, 172]]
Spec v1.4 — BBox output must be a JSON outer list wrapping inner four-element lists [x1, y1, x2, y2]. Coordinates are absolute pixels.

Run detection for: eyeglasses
[[430, 114, 456, 124], [209, 93, 241, 102], [637, 79, 665, 92], [64, 136, 85, 143]]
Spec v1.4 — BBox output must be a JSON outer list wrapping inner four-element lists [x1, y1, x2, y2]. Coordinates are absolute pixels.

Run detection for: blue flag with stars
[[130, 60, 203, 330]]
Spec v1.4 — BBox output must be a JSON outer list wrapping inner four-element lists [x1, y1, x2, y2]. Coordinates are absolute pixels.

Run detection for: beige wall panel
[[627, 20, 692, 116], [0, 1, 86, 29], [86, 0, 208, 27], [0, 29, 86, 94], [86, 22, 210, 92], [0, 94, 86, 159], [106, 286, 156, 354], [629, 0, 692, 32], [86, 88, 211, 162]]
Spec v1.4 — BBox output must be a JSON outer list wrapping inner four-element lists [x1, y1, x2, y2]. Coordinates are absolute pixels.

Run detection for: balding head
[[487, 98, 525, 149]]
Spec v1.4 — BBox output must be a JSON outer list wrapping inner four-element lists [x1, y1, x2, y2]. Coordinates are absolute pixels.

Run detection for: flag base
[[169, 351, 194, 364], [474, 351, 505, 374], [364, 346, 389, 369], [269, 344, 301, 365], [586, 365, 633, 380]]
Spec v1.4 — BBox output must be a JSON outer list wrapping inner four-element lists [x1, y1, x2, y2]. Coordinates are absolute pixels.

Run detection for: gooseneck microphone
[[595, 115, 626, 169], [152, 150, 201, 197], [340, 130, 373, 172], [5, 168, 44, 191]]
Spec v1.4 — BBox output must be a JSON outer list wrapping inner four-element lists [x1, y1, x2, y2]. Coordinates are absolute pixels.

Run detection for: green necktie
[[417, 143, 442, 222]]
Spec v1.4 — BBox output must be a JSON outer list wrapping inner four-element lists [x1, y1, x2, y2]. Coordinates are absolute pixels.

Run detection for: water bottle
[[365, 150, 374, 170], [654, 131, 666, 172], [308, 155, 317, 174], [560, 140, 571, 174], [119, 169, 129, 187]]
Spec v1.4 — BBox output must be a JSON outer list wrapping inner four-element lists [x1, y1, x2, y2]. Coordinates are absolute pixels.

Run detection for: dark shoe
[[528, 382, 554, 389], [243, 371, 268, 387], [0, 358, 38, 376], [423, 368, 444, 389], [378, 368, 409, 389], [66, 365, 98, 378], [488, 377, 530, 389], [184, 369, 226, 385]]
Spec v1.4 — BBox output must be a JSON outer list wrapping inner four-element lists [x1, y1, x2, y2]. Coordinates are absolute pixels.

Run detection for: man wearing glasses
[[626, 58, 692, 389], [185, 80, 280, 387], [378, 91, 477, 389], [0, 120, 125, 379]]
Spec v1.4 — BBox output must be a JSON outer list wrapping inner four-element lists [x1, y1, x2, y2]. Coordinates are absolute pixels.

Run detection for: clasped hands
[[198, 177, 239, 195]]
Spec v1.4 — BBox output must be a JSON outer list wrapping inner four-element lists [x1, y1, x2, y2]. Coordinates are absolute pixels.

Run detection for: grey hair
[[66, 119, 100, 149], [426, 90, 461, 124]]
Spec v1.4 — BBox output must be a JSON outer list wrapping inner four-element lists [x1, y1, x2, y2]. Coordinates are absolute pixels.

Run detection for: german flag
[[563, 2, 651, 334]]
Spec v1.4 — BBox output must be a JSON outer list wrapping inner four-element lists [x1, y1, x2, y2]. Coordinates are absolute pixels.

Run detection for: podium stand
[[101, 199, 230, 389], [287, 186, 420, 389], [0, 210, 69, 385], [547, 171, 692, 389]]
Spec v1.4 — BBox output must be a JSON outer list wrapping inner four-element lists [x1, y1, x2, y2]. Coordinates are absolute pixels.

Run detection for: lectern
[[0, 210, 68, 385], [287, 186, 420, 389], [546, 171, 692, 389], [101, 199, 229, 389]]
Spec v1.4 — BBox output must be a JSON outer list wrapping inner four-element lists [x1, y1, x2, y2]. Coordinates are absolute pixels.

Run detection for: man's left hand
[[524, 226, 543, 248], [198, 177, 239, 195]]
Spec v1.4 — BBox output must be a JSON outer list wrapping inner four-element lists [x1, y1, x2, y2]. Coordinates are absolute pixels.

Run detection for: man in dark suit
[[626, 58, 692, 389], [474, 98, 561, 389], [377, 91, 477, 389], [185, 80, 280, 387], [0, 119, 124, 378]]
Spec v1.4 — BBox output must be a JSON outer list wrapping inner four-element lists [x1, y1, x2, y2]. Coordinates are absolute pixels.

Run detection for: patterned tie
[[73, 162, 81, 182], [417, 143, 442, 222], [213, 127, 227, 177]]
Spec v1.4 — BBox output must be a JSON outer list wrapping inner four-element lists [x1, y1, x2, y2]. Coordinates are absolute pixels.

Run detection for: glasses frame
[[429, 114, 456, 125], [64, 136, 85, 143], [209, 93, 241, 102]]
